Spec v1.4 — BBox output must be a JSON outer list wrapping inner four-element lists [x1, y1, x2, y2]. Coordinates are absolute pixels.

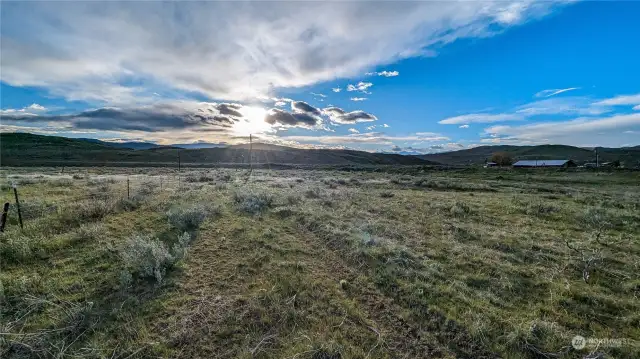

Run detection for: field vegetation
[[1, 167, 639, 358]]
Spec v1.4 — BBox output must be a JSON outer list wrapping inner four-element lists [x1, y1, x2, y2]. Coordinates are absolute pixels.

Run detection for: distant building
[[513, 160, 576, 168], [484, 162, 498, 168]]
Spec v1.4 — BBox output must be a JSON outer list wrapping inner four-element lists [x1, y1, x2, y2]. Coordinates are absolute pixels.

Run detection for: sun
[[233, 106, 271, 136]]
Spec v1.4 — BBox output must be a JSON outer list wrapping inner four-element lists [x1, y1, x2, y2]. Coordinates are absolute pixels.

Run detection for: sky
[[1, 1, 639, 153]]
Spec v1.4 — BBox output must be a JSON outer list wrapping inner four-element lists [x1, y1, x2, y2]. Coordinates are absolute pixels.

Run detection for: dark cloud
[[1, 103, 240, 133], [291, 101, 321, 116], [216, 103, 244, 117], [430, 145, 443, 149], [264, 108, 320, 128], [322, 107, 346, 116], [322, 107, 377, 124], [391, 145, 402, 152]]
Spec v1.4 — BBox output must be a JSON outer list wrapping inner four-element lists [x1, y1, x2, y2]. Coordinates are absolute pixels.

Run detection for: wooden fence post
[[127, 178, 130, 199], [13, 186, 23, 229], [0, 202, 9, 232]]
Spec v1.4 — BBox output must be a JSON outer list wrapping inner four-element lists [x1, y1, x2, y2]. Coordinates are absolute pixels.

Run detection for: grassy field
[[1, 167, 639, 358]]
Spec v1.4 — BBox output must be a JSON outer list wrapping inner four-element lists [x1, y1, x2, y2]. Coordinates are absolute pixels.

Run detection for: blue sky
[[1, 1, 639, 152]]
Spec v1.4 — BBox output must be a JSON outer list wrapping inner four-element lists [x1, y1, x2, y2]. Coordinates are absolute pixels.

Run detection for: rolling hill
[[416, 144, 640, 166], [0, 133, 435, 167]]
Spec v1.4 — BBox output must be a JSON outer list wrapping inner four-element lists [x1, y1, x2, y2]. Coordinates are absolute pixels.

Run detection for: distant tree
[[490, 152, 514, 166]]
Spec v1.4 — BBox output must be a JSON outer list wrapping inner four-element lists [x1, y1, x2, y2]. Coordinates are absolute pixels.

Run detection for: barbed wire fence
[[0, 170, 201, 233]]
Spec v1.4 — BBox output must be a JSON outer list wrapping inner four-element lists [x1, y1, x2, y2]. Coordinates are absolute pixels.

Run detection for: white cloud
[[439, 113, 521, 124], [350, 97, 368, 102], [332, 88, 341, 93], [348, 128, 359, 133], [483, 113, 640, 147], [274, 101, 287, 107], [0, 2, 569, 103], [634, 105, 640, 111], [459, 124, 469, 128], [0, 103, 48, 116], [382, 123, 390, 128], [594, 93, 640, 107], [516, 97, 610, 116], [367, 70, 399, 77], [365, 125, 376, 131], [347, 82, 373, 93], [311, 92, 327, 98], [534, 87, 580, 98], [281, 132, 449, 145]]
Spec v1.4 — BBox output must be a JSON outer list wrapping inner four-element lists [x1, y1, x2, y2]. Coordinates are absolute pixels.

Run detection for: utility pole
[[249, 134, 253, 170]]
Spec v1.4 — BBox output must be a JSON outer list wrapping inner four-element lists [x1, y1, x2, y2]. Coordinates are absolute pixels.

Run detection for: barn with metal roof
[[513, 160, 576, 168]]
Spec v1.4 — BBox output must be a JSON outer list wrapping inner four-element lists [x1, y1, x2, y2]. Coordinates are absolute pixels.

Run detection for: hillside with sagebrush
[[0, 133, 436, 167], [416, 144, 640, 166]]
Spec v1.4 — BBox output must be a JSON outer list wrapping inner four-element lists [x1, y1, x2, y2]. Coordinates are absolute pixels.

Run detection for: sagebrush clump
[[119, 234, 175, 285], [233, 191, 274, 214], [166, 203, 215, 231]]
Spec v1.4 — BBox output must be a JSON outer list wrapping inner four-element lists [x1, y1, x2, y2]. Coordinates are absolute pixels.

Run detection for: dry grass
[[1, 167, 639, 358]]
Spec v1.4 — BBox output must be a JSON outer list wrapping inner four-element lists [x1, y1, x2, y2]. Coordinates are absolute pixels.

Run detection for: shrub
[[450, 201, 472, 217], [166, 203, 213, 231], [19, 201, 57, 220], [305, 188, 323, 199], [380, 191, 395, 198], [119, 234, 175, 284], [233, 191, 274, 214], [523, 201, 559, 217], [73, 223, 104, 242], [0, 234, 41, 263], [171, 232, 192, 260]]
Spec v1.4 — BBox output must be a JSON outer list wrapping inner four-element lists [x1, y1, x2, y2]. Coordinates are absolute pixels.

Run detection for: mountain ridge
[[0, 133, 436, 167]]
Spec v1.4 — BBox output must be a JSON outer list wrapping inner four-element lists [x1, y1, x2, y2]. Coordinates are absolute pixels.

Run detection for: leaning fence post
[[0, 202, 9, 232], [127, 177, 130, 199], [13, 186, 23, 229]]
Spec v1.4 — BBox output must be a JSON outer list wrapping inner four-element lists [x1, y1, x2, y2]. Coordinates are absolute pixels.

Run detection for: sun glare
[[233, 106, 271, 136]]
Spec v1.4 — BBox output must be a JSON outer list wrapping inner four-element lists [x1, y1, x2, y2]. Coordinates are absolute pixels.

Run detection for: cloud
[[0, 103, 48, 116], [274, 101, 287, 107], [332, 88, 341, 93], [365, 125, 376, 131], [440, 94, 626, 126], [348, 128, 359, 133], [634, 105, 640, 111], [439, 113, 522, 124], [1, 100, 339, 143], [382, 123, 389, 128], [350, 97, 368, 102], [459, 124, 470, 128], [347, 82, 373, 93], [0, 2, 569, 104], [311, 92, 327, 98], [291, 101, 322, 116], [516, 97, 610, 116], [593, 93, 640, 107], [1, 102, 245, 132], [281, 132, 449, 145], [483, 113, 640, 147], [264, 108, 321, 128], [322, 107, 377, 124], [534, 87, 580, 98], [367, 70, 399, 77]]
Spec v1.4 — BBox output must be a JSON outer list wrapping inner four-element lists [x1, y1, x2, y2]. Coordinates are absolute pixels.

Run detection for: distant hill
[[416, 144, 640, 166], [0, 133, 436, 167], [78, 138, 226, 150]]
